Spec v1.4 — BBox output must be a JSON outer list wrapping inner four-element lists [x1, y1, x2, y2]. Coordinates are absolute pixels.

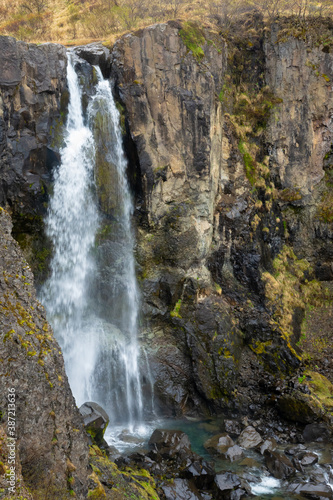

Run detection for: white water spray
[[41, 56, 144, 427]]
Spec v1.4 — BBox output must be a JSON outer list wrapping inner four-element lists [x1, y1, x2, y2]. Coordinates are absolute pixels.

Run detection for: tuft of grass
[[262, 245, 327, 356], [238, 140, 256, 185], [179, 21, 205, 61], [170, 299, 182, 318]]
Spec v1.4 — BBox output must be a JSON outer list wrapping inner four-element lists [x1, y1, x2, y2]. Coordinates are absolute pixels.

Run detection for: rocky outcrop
[[108, 18, 333, 423], [0, 36, 67, 283], [0, 208, 89, 498], [110, 22, 248, 416], [265, 21, 333, 274]]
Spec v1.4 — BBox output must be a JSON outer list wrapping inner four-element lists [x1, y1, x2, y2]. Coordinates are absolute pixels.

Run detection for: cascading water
[[41, 55, 147, 430]]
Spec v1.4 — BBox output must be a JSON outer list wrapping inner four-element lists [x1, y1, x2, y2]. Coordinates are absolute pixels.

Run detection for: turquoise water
[[105, 417, 333, 499]]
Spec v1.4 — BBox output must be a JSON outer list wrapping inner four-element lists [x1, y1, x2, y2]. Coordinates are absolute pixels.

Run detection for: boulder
[[297, 451, 318, 466], [181, 459, 215, 489], [148, 429, 191, 458], [237, 426, 263, 449], [161, 478, 203, 500], [264, 450, 296, 479], [299, 483, 333, 499], [213, 473, 249, 499], [204, 433, 233, 453], [303, 423, 332, 442], [219, 445, 244, 462], [260, 438, 277, 455], [285, 444, 306, 456], [79, 402, 109, 446]]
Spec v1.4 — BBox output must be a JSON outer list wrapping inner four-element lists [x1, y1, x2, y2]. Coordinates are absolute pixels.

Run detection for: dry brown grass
[[300, 283, 333, 383], [0, 0, 332, 45]]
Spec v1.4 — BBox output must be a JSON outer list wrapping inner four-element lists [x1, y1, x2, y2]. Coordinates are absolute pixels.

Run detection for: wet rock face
[[109, 19, 333, 422], [265, 25, 333, 198], [0, 36, 67, 282], [0, 36, 67, 208], [0, 209, 89, 498]]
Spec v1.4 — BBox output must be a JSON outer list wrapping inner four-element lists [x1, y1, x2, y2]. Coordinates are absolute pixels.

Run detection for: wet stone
[[284, 444, 306, 456], [264, 450, 296, 479], [180, 459, 215, 489], [297, 451, 318, 466], [161, 478, 203, 500], [204, 433, 233, 453], [148, 429, 191, 458], [219, 444, 244, 462], [299, 482, 333, 499], [238, 426, 263, 449], [224, 420, 242, 436], [260, 438, 277, 455], [214, 472, 240, 498], [303, 423, 332, 442], [117, 431, 145, 444]]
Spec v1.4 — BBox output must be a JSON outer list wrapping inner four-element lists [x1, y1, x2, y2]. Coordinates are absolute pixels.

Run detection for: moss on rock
[[262, 245, 325, 357], [89, 446, 160, 500]]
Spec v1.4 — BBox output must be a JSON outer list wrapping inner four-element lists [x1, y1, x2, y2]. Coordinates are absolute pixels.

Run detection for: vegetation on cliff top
[[0, 0, 333, 45]]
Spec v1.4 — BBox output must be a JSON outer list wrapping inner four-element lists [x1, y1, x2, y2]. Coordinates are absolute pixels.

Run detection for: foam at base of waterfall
[[250, 476, 281, 496]]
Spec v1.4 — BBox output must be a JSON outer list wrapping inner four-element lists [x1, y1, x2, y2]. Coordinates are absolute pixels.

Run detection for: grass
[[179, 21, 205, 61], [0, 0, 333, 45], [262, 245, 328, 355], [299, 282, 333, 382]]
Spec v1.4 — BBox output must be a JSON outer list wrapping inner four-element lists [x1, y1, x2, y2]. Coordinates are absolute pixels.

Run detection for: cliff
[[0, 208, 89, 498], [0, 16, 333, 471], [109, 18, 333, 422]]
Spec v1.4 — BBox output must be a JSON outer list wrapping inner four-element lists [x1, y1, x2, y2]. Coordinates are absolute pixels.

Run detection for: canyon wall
[[0, 17, 333, 476], [109, 19, 333, 422]]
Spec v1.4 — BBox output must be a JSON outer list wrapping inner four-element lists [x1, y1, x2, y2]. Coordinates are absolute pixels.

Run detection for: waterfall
[[41, 55, 144, 428]]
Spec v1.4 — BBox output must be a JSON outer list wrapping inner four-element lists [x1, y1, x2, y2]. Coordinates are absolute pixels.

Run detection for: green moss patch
[[89, 447, 159, 499], [170, 299, 182, 319], [303, 370, 333, 410], [180, 22, 205, 61]]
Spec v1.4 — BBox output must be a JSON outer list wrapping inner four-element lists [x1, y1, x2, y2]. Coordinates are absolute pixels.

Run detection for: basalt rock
[[79, 401, 109, 447], [161, 478, 203, 500], [264, 449, 296, 479], [237, 426, 263, 450], [2, 16, 333, 442], [109, 18, 333, 421], [148, 429, 192, 460], [303, 423, 332, 442], [0, 208, 89, 498], [213, 472, 250, 500], [0, 35, 67, 283]]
